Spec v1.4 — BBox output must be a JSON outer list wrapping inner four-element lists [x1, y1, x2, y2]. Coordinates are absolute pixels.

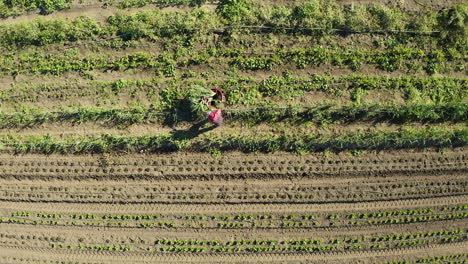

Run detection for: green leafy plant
[[186, 85, 216, 120]]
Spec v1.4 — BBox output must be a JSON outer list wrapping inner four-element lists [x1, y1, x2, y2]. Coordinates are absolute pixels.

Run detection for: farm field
[[0, 0, 467, 263]]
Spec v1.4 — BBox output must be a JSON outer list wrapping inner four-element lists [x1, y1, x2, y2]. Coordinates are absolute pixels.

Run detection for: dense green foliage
[[0, 47, 464, 76], [0, 0, 466, 156], [0, 16, 101, 47], [225, 103, 468, 125], [3, 74, 464, 106], [118, 0, 208, 9], [0, 1, 466, 49], [1, 127, 466, 154], [230, 47, 465, 74], [0, 103, 465, 128], [225, 74, 467, 104], [0, 0, 70, 17]]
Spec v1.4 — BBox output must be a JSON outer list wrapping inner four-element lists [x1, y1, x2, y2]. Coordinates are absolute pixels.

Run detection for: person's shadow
[[170, 120, 218, 141], [163, 98, 219, 140]]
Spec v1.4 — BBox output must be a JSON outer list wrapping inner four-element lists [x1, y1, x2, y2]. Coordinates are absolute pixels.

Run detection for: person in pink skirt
[[208, 109, 223, 126]]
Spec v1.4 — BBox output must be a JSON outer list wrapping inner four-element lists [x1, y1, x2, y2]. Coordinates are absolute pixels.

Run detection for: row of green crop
[[0, 127, 465, 154], [0, 0, 209, 18], [117, 0, 210, 9], [3, 211, 466, 229], [1, 1, 466, 49], [224, 103, 468, 126], [0, 106, 161, 128], [416, 253, 468, 263], [228, 47, 465, 75], [373, 230, 465, 242], [13, 204, 466, 221], [0, 103, 465, 129], [1, 47, 464, 76], [242, 73, 467, 103], [386, 254, 468, 264], [0, 51, 176, 76], [66, 229, 468, 248], [3, 74, 465, 107], [0, 0, 71, 17], [44, 230, 466, 253]]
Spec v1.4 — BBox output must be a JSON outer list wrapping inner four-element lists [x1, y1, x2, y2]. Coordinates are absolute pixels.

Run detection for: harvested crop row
[[0, 242, 466, 263], [0, 149, 468, 180], [0, 150, 465, 180], [2, 195, 467, 215], [0, 174, 466, 204]]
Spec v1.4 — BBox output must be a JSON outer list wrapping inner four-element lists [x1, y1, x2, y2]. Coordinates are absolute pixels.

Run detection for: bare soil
[[0, 0, 466, 263], [0, 149, 467, 263]]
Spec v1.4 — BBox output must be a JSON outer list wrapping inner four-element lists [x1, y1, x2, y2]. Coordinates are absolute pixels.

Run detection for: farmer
[[205, 88, 225, 127], [208, 108, 223, 126]]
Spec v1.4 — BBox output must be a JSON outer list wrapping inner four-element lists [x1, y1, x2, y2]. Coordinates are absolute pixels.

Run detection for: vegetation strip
[[4, 205, 467, 229], [0, 47, 465, 76], [3, 75, 465, 106], [1, 229, 465, 253], [0, 128, 465, 154], [1, 1, 466, 49], [0, 0, 216, 18], [0, 103, 466, 128]]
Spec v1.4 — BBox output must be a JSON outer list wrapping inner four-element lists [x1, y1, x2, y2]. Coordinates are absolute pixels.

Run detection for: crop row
[[224, 103, 468, 126], [0, 0, 210, 18], [50, 242, 132, 251], [10, 204, 468, 221], [0, 0, 71, 17], [4, 206, 467, 229], [0, 229, 457, 254], [225, 74, 467, 104], [386, 253, 468, 264], [350, 212, 468, 226], [0, 103, 465, 129], [0, 51, 176, 76], [3, 211, 467, 229], [0, 127, 465, 154], [1, 1, 466, 49], [0, 151, 463, 167], [1, 182, 464, 204], [347, 209, 435, 219], [229, 48, 465, 75], [416, 253, 468, 263], [372, 230, 466, 242], [36, 229, 466, 253], [1, 228, 465, 256], [442, 205, 468, 211], [5, 228, 463, 247], [1, 47, 464, 77], [3, 74, 466, 106]]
